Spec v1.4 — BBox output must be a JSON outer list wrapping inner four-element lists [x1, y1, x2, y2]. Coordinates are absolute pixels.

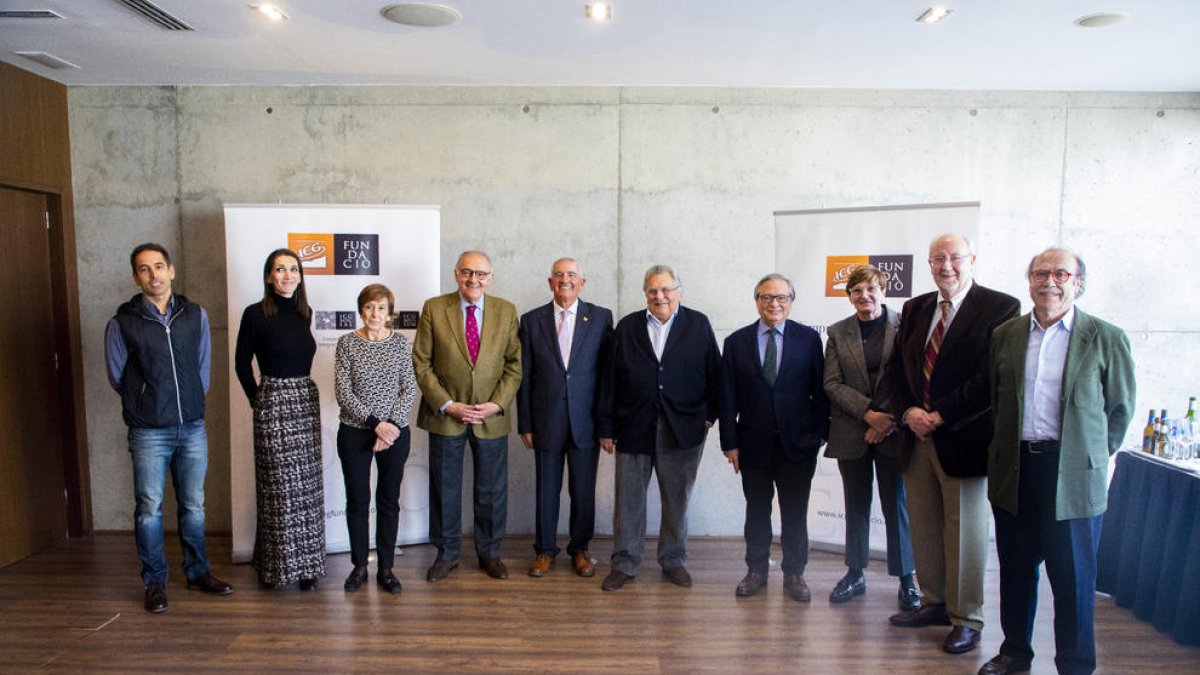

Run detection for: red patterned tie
[[466, 304, 480, 365], [923, 300, 950, 407]]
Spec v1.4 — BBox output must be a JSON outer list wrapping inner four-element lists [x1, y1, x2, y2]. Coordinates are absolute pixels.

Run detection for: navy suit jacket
[[875, 282, 1020, 477], [598, 306, 721, 454], [516, 300, 614, 451], [719, 319, 829, 468]]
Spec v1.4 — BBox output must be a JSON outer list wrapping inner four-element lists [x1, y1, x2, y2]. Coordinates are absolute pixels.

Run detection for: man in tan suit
[[413, 251, 522, 582]]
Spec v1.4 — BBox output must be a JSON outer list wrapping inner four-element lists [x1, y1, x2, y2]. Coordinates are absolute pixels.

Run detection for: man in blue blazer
[[517, 258, 614, 579], [597, 264, 721, 592], [719, 273, 829, 601]]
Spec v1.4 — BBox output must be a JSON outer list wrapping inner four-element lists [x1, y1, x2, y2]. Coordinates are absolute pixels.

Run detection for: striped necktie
[[923, 300, 950, 407]]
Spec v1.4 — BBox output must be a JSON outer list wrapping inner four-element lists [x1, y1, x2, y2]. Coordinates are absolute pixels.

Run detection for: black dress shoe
[[735, 571, 767, 597], [144, 583, 168, 613], [298, 578, 318, 591], [898, 583, 922, 612], [662, 566, 692, 588], [977, 653, 1030, 674], [601, 570, 633, 592], [344, 566, 369, 592], [943, 625, 981, 654], [889, 602, 950, 627], [479, 558, 509, 579], [426, 558, 459, 582], [377, 570, 403, 595], [186, 572, 233, 595], [829, 572, 866, 603]]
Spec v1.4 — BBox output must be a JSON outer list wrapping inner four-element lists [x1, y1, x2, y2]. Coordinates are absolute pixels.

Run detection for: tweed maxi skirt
[[253, 376, 327, 584]]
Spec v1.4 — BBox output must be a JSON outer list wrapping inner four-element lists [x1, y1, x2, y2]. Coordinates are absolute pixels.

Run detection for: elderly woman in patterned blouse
[[334, 283, 417, 594]]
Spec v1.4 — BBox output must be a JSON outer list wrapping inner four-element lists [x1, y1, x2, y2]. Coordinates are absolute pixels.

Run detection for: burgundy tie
[[466, 304, 480, 365], [923, 300, 950, 407]]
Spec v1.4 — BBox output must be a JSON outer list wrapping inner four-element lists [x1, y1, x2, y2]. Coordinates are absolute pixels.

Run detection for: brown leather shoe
[[144, 583, 168, 613], [186, 572, 233, 595], [783, 574, 811, 602], [426, 558, 459, 582], [479, 557, 509, 579], [943, 626, 981, 654], [601, 570, 633, 592], [889, 602, 951, 627], [977, 653, 1030, 674], [735, 571, 767, 597], [572, 550, 595, 577], [528, 554, 554, 577], [662, 566, 693, 588]]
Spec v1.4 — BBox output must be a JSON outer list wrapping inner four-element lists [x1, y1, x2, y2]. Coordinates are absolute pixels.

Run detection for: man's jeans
[[129, 419, 211, 586]]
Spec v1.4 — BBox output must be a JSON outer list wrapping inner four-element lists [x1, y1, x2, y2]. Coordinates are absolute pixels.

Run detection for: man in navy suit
[[719, 273, 829, 601], [598, 264, 721, 592], [517, 258, 614, 579]]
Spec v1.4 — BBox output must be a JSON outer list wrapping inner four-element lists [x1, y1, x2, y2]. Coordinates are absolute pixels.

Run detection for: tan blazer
[[412, 291, 522, 439], [824, 306, 901, 460]]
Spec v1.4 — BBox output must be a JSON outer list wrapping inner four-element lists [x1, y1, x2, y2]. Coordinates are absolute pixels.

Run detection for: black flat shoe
[[299, 578, 318, 591], [377, 570, 403, 595], [344, 566, 368, 592], [829, 572, 866, 603]]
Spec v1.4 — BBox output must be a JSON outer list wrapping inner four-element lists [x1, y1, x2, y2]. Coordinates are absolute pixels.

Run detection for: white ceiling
[[1, 0, 1198, 90]]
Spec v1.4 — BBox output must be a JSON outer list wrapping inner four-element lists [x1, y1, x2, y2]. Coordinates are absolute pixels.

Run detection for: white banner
[[224, 204, 440, 563], [775, 202, 981, 555]]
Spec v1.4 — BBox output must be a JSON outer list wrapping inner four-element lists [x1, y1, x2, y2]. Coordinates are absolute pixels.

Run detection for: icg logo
[[825, 254, 914, 298], [287, 233, 379, 276]]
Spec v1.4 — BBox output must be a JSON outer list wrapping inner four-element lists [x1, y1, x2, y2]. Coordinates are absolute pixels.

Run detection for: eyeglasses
[[457, 268, 492, 279], [1029, 269, 1075, 283], [551, 271, 581, 280], [928, 253, 972, 266], [755, 294, 792, 305], [644, 286, 680, 297]]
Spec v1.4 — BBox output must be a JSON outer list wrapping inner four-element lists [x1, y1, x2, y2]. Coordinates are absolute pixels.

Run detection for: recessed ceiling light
[[916, 7, 952, 24], [251, 4, 288, 21], [585, 3, 612, 21], [1075, 12, 1129, 28], [381, 3, 462, 27]]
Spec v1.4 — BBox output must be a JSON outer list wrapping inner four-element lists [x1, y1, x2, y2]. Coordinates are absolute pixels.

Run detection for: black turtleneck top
[[234, 293, 317, 403]]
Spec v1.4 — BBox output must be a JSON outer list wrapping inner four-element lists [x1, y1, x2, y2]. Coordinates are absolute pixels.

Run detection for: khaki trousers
[[905, 437, 989, 630]]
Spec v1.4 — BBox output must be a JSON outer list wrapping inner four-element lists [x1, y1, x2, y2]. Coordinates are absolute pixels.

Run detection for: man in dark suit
[[876, 234, 1020, 655], [413, 250, 522, 582], [719, 273, 828, 601], [517, 257, 614, 579], [597, 264, 721, 592], [979, 248, 1134, 675]]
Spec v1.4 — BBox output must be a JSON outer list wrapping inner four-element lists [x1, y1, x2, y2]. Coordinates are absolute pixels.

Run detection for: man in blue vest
[[105, 243, 232, 613]]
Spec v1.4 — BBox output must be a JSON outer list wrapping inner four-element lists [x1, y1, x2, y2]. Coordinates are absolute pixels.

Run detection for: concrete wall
[[70, 86, 1200, 537]]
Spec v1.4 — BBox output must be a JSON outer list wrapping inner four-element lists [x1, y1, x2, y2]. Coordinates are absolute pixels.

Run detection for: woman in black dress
[[235, 248, 326, 590]]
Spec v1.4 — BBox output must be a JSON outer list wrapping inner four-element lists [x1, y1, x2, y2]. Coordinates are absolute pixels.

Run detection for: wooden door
[[0, 186, 67, 566]]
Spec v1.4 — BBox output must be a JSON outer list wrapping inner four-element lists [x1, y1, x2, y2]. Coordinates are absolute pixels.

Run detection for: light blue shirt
[[1020, 307, 1074, 441], [757, 320, 784, 373], [645, 309, 678, 361], [460, 293, 485, 336]]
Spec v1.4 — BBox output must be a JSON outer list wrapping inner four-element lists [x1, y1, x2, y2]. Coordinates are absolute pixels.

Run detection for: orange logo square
[[288, 233, 334, 275], [826, 255, 869, 296]]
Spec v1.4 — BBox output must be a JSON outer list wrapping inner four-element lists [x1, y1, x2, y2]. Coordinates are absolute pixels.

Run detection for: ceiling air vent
[[0, 10, 65, 19], [13, 51, 80, 69], [112, 0, 193, 30]]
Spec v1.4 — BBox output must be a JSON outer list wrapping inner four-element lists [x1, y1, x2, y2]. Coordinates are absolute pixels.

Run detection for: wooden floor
[[1, 534, 1196, 674]]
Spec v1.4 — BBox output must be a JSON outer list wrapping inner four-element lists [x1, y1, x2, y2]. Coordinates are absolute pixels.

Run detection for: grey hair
[[1027, 247, 1087, 298], [456, 250, 492, 268], [550, 257, 583, 278], [753, 273, 796, 300], [643, 264, 680, 291]]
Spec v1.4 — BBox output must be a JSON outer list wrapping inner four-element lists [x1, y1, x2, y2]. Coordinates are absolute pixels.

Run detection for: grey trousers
[[610, 420, 704, 576]]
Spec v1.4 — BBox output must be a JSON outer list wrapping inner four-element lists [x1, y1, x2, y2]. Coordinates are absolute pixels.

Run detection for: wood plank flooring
[[1, 534, 1196, 673]]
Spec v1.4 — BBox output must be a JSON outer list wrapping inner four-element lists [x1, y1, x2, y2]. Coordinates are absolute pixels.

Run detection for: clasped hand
[[448, 401, 501, 425]]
